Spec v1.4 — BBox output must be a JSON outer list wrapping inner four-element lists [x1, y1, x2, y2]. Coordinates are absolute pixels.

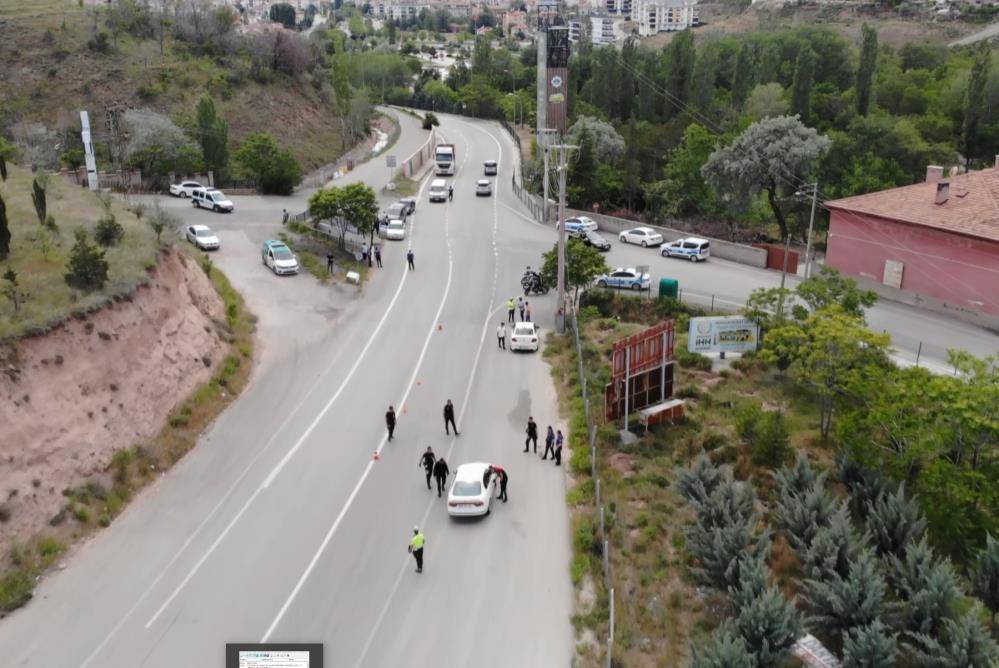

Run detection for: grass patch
[[0, 165, 158, 340]]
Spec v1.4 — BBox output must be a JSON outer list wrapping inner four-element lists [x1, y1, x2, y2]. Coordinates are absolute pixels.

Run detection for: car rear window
[[514, 326, 534, 335], [453, 481, 481, 496]]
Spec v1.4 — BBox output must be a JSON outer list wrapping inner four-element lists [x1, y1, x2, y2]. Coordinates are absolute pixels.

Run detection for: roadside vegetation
[[551, 270, 998, 666]]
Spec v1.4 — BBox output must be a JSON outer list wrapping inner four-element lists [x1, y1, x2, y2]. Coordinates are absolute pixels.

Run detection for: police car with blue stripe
[[661, 237, 711, 262]]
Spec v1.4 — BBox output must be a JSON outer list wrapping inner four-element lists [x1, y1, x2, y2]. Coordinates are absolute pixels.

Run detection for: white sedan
[[383, 219, 406, 240], [475, 179, 492, 196], [169, 180, 204, 198], [618, 226, 664, 247], [510, 322, 540, 352], [185, 224, 220, 250], [447, 463, 496, 517]]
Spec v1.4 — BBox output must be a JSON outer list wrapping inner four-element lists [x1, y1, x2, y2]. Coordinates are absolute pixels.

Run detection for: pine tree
[[971, 534, 999, 619], [963, 43, 991, 170], [729, 557, 801, 667], [791, 46, 816, 124], [837, 455, 888, 520], [196, 94, 229, 180], [911, 612, 999, 668], [731, 43, 756, 111], [855, 24, 878, 117], [31, 174, 47, 225], [0, 193, 9, 261], [64, 228, 109, 292], [775, 453, 820, 499], [689, 627, 755, 668], [865, 482, 927, 557], [888, 537, 958, 637], [665, 29, 695, 119], [842, 620, 897, 668], [801, 503, 863, 582], [803, 549, 887, 640], [776, 478, 837, 555], [676, 454, 722, 505]]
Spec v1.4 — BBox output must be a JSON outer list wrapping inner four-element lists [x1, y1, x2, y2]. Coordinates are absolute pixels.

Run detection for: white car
[[618, 226, 664, 247], [192, 188, 234, 213], [662, 237, 711, 262], [484, 160, 498, 176], [169, 180, 204, 198], [559, 216, 599, 237], [475, 179, 492, 196], [597, 267, 652, 291], [447, 462, 496, 517], [383, 219, 406, 240], [185, 224, 219, 250], [429, 178, 448, 202], [262, 239, 299, 275], [510, 321, 540, 352]]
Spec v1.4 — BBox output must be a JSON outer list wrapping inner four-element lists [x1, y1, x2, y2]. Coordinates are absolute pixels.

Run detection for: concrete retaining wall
[[566, 209, 768, 269], [854, 274, 999, 332]]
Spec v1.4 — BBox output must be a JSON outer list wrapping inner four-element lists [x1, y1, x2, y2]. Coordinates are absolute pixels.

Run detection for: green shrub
[[736, 403, 764, 443], [677, 347, 713, 371], [570, 554, 590, 585], [751, 411, 791, 469], [73, 506, 90, 523], [94, 215, 124, 246], [64, 229, 109, 292], [0, 569, 34, 612], [36, 536, 64, 560]]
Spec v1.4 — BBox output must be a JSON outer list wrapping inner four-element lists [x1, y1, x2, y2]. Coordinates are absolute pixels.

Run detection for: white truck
[[435, 143, 456, 176]]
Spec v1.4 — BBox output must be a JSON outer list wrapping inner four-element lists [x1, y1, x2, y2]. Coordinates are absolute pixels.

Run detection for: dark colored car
[[582, 229, 611, 251], [399, 197, 417, 215]]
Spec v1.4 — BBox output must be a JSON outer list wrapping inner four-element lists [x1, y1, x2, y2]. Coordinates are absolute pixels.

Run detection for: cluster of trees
[[678, 453, 999, 666], [307, 181, 379, 249], [743, 267, 997, 558]]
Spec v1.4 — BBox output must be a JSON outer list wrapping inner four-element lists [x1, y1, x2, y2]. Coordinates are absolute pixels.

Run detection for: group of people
[[524, 416, 563, 466], [505, 296, 533, 324]]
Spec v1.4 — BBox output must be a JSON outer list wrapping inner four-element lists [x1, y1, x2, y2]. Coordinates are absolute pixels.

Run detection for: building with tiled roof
[[824, 163, 999, 319]]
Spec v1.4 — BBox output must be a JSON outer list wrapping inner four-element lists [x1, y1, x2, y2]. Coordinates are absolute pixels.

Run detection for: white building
[[632, 0, 698, 36], [605, 0, 631, 16], [568, 16, 617, 44], [371, 0, 430, 21]]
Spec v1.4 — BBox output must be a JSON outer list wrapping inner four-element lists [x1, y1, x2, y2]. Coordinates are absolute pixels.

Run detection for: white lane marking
[[261, 172, 460, 643], [351, 118, 505, 668], [140, 173, 436, 632]]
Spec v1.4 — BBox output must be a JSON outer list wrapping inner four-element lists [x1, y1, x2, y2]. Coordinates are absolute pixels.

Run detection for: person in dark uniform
[[374, 245, 382, 268], [433, 457, 450, 497], [326, 250, 334, 273], [524, 416, 538, 453], [385, 405, 397, 441], [419, 446, 435, 490], [542, 425, 555, 460], [407, 249, 415, 270], [554, 429, 564, 466], [448, 184, 453, 201], [493, 465, 508, 502], [443, 399, 459, 436]]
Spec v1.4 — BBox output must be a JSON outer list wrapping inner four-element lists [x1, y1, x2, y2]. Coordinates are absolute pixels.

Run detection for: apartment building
[[371, 0, 430, 21], [605, 0, 632, 16], [632, 0, 699, 35]]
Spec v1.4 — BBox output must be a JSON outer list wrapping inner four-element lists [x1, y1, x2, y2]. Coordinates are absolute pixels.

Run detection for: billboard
[[545, 26, 569, 134], [687, 316, 760, 354], [605, 319, 677, 422]]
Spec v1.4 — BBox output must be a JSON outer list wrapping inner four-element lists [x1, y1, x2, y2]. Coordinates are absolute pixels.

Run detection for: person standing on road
[[497, 322, 506, 349], [542, 425, 555, 460], [507, 297, 516, 324], [493, 465, 509, 502], [374, 245, 382, 268], [433, 457, 450, 497], [419, 446, 436, 490], [326, 250, 334, 274], [282, 209, 289, 226], [554, 429, 564, 466], [525, 302, 532, 322], [385, 405, 397, 441], [517, 296, 525, 321], [409, 526, 425, 573], [524, 416, 538, 453], [448, 184, 454, 202], [407, 249, 415, 270], [443, 399, 459, 436]]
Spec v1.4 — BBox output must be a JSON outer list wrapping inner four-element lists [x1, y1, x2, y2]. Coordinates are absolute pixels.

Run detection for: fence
[[568, 307, 615, 668], [394, 128, 437, 181], [511, 175, 551, 222]]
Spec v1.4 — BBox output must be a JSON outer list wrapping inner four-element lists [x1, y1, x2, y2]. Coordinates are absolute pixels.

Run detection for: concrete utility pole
[[551, 142, 578, 334], [803, 181, 818, 280], [537, 129, 557, 227]]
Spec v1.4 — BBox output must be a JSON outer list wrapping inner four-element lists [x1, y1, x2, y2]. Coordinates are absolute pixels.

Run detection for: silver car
[[475, 179, 492, 197]]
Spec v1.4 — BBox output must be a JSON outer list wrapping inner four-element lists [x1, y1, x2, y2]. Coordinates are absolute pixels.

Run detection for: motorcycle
[[521, 271, 550, 296]]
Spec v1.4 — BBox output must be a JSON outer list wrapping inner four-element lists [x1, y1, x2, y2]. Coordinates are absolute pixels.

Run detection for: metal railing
[[568, 307, 615, 668]]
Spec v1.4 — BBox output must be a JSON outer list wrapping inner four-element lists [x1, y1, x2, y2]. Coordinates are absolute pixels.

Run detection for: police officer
[[409, 526, 425, 573], [385, 405, 397, 441], [542, 425, 555, 460], [506, 297, 516, 324], [448, 184, 454, 201], [433, 457, 450, 497], [443, 399, 459, 436], [554, 429, 564, 466], [524, 416, 538, 453], [419, 446, 435, 489]]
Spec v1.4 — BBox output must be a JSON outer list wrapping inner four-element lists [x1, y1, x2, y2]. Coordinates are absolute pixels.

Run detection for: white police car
[[661, 237, 710, 262]]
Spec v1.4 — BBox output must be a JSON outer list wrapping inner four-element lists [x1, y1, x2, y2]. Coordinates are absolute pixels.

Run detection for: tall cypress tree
[[856, 24, 878, 116], [196, 94, 229, 181], [963, 43, 991, 170], [0, 194, 10, 261], [665, 29, 695, 119], [791, 46, 816, 124], [732, 43, 756, 111]]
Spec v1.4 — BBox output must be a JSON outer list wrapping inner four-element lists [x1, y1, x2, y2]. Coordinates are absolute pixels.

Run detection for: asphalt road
[[0, 112, 573, 666]]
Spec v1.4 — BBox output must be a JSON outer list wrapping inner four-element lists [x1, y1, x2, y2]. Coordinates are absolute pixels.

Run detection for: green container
[[658, 278, 679, 299]]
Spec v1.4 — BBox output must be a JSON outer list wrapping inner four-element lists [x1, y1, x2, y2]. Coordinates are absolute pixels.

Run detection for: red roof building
[[824, 164, 999, 321]]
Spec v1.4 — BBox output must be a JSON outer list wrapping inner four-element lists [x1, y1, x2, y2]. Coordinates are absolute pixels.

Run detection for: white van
[[428, 179, 448, 202], [661, 237, 711, 262], [191, 188, 234, 213]]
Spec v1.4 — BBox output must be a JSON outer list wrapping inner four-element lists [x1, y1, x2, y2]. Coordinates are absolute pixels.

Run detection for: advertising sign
[[545, 26, 569, 133], [687, 316, 760, 354]]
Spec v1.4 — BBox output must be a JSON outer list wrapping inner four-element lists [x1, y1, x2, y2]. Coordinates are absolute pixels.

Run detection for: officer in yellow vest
[[409, 525, 425, 573], [506, 297, 515, 324]]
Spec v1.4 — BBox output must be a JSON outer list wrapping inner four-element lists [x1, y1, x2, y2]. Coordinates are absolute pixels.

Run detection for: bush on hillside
[[64, 229, 109, 292]]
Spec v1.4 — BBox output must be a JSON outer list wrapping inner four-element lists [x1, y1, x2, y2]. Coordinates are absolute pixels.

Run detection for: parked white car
[[510, 322, 540, 352], [169, 181, 204, 198], [261, 239, 299, 275], [447, 462, 496, 517], [559, 216, 599, 237], [192, 188, 234, 213], [618, 227, 664, 247], [475, 179, 492, 196], [383, 219, 406, 240], [661, 237, 711, 262], [185, 224, 220, 251], [596, 267, 651, 291]]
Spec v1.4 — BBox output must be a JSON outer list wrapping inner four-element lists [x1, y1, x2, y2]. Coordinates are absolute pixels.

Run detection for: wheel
[[597, 280, 607, 288], [192, 200, 198, 208], [619, 236, 626, 243], [181, 192, 189, 198], [641, 240, 648, 248], [213, 205, 220, 212], [523, 288, 530, 297], [632, 283, 643, 291], [689, 254, 698, 262], [542, 285, 550, 295], [662, 250, 670, 258]]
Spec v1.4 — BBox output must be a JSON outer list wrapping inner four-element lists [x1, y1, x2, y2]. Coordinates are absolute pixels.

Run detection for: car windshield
[[196, 229, 213, 237], [272, 247, 294, 260], [388, 205, 404, 214], [209, 192, 224, 201], [388, 222, 404, 230], [453, 481, 481, 496], [514, 326, 534, 335]]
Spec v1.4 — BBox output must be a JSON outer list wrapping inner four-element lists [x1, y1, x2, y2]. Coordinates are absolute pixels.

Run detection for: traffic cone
[[437, 324, 443, 331], [373, 451, 380, 461]]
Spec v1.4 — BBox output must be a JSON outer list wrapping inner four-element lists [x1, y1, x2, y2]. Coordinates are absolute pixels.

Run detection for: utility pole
[[551, 142, 578, 334], [803, 181, 818, 280], [538, 129, 557, 227]]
